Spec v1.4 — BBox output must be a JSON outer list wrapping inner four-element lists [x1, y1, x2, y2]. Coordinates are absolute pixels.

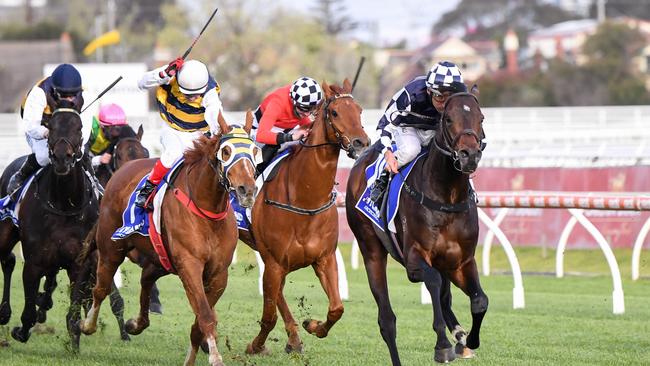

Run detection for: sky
[[285, 0, 461, 48]]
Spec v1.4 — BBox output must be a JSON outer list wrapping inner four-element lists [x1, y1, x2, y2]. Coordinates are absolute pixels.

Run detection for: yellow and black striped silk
[[155, 76, 220, 132], [20, 77, 55, 125]]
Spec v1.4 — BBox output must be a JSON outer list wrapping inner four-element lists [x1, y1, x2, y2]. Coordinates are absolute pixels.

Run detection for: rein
[[299, 93, 356, 157]]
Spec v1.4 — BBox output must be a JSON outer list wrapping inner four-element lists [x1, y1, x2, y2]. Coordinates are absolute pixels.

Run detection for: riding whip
[[351, 56, 366, 92], [181, 7, 219, 60], [80, 75, 123, 114]]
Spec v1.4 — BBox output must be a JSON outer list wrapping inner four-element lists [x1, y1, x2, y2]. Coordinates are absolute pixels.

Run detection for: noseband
[[49, 108, 83, 164], [300, 93, 358, 157]]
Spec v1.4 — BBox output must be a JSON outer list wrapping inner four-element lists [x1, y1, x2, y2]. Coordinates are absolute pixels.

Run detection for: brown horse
[[240, 79, 370, 355], [94, 125, 148, 187], [80, 114, 257, 366], [345, 88, 487, 365]]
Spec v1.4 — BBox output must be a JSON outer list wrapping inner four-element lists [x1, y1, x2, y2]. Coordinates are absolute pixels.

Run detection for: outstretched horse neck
[[290, 113, 340, 204], [421, 132, 471, 204], [184, 157, 229, 213]]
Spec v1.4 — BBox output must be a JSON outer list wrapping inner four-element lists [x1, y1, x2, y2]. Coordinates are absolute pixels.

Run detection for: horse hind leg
[[0, 252, 16, 324], [80, 253, 122, 336], [36, 274, 57, 323], [303, 251, 344, 339], [420, 258, 455, 363], [125, 262, 166, 336], [109, 281, 130, 340]]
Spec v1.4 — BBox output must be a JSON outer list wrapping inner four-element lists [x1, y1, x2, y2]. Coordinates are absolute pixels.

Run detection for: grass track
[[0, 244, 649, 365]]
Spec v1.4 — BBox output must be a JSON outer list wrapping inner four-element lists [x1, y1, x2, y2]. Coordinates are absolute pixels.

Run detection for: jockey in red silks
[[252, 76, 323, 173]]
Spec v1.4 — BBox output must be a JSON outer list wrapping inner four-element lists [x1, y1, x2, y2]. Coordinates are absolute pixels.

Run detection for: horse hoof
[[125, 318, 146, 335], [37, 292, 53, 310], [245, 343, 271, 355], [201, 340, 209, 354], [120, 332, 131, 342], [0, 303, 11, 325], [11, 327, 30, 343], [302, 319, 327, 338], [149, 302, 163, 315], [284, 342, 303, 354], [434, 347, 456, 363], [36, 310, 47, 324], [79, 319, 96, 336], [454, 344, 475, 359]]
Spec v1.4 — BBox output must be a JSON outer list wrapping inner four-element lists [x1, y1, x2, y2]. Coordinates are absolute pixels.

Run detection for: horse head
[[433, 85, 484, 174], [111, 125, 149, 171], [48, 102, 83, 175], [214, 111, 258, 208], [317, 79, 370, 159]]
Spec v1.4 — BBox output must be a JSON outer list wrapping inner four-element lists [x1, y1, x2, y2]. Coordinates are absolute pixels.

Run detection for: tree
[[312, 0, 358, 36], [589, 0, 650, 21]]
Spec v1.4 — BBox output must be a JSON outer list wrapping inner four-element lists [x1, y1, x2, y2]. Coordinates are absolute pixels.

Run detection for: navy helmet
[[51, 64, 82, 96]]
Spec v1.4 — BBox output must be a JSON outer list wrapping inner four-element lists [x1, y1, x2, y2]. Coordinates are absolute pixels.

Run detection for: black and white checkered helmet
[[426, 61, 466, 94], [290, 77, 323, 108]]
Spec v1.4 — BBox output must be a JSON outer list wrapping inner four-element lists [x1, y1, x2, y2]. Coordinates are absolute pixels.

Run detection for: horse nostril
[[237, 186, 247, 195], [352, 138, 367, 149], [459, 150, 470, 159]]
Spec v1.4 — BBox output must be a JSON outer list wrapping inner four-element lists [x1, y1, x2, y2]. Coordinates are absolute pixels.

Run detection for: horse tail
[[77, 222, 98, 266]]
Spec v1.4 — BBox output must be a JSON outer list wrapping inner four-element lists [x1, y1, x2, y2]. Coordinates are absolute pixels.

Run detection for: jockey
[[252, 76, 323, 173], [8, 63, 85, 193], [84, 103, 138, 169], [369, 61, 468, 204], [134, 58, 225, 208]]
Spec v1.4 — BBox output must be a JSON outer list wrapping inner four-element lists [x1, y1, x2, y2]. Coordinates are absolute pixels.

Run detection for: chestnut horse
[[345, 89, 488, 365], [0, 105, 99, 349], [240, 79, 369, 355], [80, 114, 257, 366]]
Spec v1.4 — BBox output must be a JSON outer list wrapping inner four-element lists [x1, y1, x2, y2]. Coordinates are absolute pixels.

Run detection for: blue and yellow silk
[[156, 76, 220, 132]]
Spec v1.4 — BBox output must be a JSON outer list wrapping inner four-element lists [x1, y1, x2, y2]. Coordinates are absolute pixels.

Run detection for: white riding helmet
[[177, 60, 209, 95]]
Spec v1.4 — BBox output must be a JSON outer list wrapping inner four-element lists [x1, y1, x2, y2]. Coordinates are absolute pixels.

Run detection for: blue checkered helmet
[[290, 77, 323, 110], [425, 61, 466, 95]]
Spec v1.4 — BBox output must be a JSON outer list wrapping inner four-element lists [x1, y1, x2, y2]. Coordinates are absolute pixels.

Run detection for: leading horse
[[240, 79, 370, 355], [80, 114, 257, 366], [0, 104, 100, 349], [345, 88, 488, 365]]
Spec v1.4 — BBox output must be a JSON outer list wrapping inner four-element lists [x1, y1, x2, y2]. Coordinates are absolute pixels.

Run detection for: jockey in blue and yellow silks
[[134, 58, 226, 208]]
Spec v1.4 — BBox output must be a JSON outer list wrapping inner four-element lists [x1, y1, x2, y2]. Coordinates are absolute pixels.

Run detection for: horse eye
[[331, 110, 338, 118]]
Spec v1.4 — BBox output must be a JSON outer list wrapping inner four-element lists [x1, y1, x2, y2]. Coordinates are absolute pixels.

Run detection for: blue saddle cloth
[[112, 158, 185, 240], [355, 150, 427, 232], [0, 170, 42, 227]]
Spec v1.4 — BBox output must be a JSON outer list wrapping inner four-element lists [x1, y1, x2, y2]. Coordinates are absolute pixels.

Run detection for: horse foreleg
[[276, 279, 302, 353], [440, 276, 470, 352], [11, 262, 43, 343], [80, 254, 120, 336], [125, 262, 166, 335], [36, 274, 57, 323], [66, 265, 85, 351], [0, 252, 16, 325], [177, 259, 223, 366], [246, 260, 284, 355], [303, 251, 344, 339], [449, 258, 488, 351], [420, 258, 455, 363]]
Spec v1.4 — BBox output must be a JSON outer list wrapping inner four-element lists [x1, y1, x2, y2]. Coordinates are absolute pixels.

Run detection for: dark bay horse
[[0, 106, 99, 349], [240, 79, 370, 355], [345, 88, 488, 365], [80, 114, 257, 366]]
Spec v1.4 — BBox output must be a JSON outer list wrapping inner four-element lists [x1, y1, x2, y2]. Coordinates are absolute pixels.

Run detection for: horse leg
[[80, 254, 122, 335], [303, 251, 344, 338], [246, 260, 284, 355], [36, 274, 57, 324], [440, 276, 472, 358], [276, 279, 303, 353], [0, 252, 16, 325], [125, 263, 167, 335], [66, 266, 85, 351], [149, 282, 163, 314], [109, 281, 130, 340], [11, 262, 44, 343], [177, 259, 223, 366], [420, 258, 455, 363], [449, 258, 488, 351]]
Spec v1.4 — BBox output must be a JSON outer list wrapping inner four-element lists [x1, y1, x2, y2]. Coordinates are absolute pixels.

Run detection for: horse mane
[[183, 134, 219, 165]]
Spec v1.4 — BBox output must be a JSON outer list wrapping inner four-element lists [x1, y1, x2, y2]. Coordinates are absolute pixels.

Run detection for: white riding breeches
[[393, 126, 435, 169], [159, 124, 204, 168], [26, 135, 50, 167]]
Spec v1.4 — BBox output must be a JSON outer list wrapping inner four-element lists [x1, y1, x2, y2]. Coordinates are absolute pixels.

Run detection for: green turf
[[0, 244, 649, 365]]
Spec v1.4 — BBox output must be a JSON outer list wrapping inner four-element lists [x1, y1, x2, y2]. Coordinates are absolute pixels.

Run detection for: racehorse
[[345, 87, 488, 365], [0, 103, 100, 349], [80, 113, 257, 366], [94, 125, 148, 187], [240, 79, 369, 355]]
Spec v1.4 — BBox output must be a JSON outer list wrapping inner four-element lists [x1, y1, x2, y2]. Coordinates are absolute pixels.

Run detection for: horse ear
[[136, 124, 144, 141], [217, 110, 230, 135], [470, 84, 480, 98], [244, 109, 253, 135], [321, 80, 332, 99], [343, 78, 352, 93]]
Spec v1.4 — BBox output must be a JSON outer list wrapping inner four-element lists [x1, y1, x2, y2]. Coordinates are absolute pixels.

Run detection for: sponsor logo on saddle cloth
[[230, 148, 292, 231], [355, 147, 427, 233], [0, 170, 42, 226]]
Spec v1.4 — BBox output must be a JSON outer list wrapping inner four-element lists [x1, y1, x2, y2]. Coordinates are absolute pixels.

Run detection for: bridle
[[110, 137, 146, 173], [299, 93, 358, 158], [49, 108, 83, 165]]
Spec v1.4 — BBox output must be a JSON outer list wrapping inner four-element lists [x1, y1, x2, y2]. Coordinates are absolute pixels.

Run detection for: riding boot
[[369, 170, 390, 207], [135, 160, 168, 210], [7, 153, 40, 195], [256, 144, 280, 176], [135, 180, 156, 209]]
